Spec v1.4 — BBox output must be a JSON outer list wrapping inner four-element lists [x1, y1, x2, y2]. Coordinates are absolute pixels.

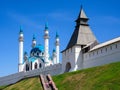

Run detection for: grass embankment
[[0, 77, 42, 90], [53, 62, 120, 90], [1, 62, 120, 90]]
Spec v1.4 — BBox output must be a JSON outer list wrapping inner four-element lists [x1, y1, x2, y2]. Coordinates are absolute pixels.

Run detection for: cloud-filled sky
[[0, 0, 120, 77]]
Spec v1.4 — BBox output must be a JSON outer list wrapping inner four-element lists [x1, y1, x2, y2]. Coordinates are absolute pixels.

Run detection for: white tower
[[44, 23, 49, 65], [32, 34, 36, 48], [55, 32, 60, 63], [52, 49, 57, 64], [18, 27, 24, 72]]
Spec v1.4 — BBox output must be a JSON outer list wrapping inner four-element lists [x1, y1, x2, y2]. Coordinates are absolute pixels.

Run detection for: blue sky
[[0, 0, 120, 77]]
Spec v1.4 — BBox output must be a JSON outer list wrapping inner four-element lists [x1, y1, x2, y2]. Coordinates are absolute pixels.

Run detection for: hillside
[[0, 77, 42, 90], [53, 62, 120, 90], [0, 62, 120, 90]]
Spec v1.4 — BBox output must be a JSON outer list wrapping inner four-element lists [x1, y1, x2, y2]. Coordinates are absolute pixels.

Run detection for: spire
[[56, 32, 59, 38], [77, 5, 88, 19], [45, 22, 48, 30], [75, 6, 89, 27], [24, 51, 28, 55], [62, 7, 98, 51], [32, 34, 36, 40], [19, 26, 23, 34], [53, 49, 56, 53]]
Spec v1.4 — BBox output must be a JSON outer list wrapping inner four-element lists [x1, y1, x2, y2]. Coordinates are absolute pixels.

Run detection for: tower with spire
[[44, 22, 50, 66], [52, 49, 57, 64], [55, 32, 60, 64], [62, 6, 98, 72], [18, 27, 24, 72]]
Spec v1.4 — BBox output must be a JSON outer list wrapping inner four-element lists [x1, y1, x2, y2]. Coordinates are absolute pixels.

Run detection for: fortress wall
[[0, 64, 62, 86], [0, 72, 24, 86], [83, 41, 120, 69]]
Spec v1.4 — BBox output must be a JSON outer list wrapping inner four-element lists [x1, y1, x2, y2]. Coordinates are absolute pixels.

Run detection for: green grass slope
[[0, 77, 42, 90], [53, 62, 120, 90]]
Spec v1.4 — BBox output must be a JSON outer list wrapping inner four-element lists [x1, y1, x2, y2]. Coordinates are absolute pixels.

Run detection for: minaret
[[52, 49, 57, 64], [44, 22, 49, 65], [18, 27, 24, 72], [55, 32, 60, 63], [32, 34, 36, 48]]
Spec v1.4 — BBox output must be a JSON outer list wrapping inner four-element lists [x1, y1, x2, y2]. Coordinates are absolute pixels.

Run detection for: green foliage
[[0, 77, 43, 90], [53, 62, 120, 90]]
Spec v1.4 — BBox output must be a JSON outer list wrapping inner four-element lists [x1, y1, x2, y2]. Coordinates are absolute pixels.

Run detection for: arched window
[[26, 64, 29, 71], [34, 63, 37, 69], [31, 62, 32, 70], [39, 63, 42, 68]]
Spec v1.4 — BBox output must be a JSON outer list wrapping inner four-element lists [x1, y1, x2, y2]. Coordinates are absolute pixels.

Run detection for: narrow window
[[26, 64, 29, 71], [34, 63, 37, 69], [110, 46, 112, 50], [106, 48, 107, 52], [101, 49, 102, 53], [116, 44, 117, 48], [39, 63, 42, 68]]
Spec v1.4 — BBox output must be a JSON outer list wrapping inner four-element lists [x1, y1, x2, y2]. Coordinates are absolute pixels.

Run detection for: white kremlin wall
[[83, 39, 120, 69], [0, 64, 62, 86]]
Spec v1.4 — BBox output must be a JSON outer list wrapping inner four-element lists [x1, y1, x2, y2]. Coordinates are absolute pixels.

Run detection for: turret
[[52, 49, 57, 64], [18, 27, 24, 72], [44, 22, 49, 65], [24, 51, 28, 62], [55, 32, 60, 63], [32, 34, 36, 48]]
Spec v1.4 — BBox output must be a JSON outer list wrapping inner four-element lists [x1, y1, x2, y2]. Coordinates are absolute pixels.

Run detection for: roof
[[32, 34, 36, 40], [28, 57, 37, 62], [56, 32, 59, 38], [19, 26, 23, 34], [34, 44, 44, 52], [63, 7, 97, 51], [45, 22, 48, 30], [77, 6, 88, 19], [28, 57, 44, 63], [90, 37, 120, 51]]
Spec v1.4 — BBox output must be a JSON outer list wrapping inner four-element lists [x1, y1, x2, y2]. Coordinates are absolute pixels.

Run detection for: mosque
[[18, 23, 60, 72]]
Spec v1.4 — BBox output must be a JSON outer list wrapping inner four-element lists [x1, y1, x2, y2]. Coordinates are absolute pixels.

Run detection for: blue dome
[[35, 44, 44, 52], [30, 44, 44, 57]]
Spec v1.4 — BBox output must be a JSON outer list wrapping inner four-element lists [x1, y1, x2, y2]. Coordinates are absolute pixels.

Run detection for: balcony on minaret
[[19, 36, 24, 42], [44, 32, 49, 39]]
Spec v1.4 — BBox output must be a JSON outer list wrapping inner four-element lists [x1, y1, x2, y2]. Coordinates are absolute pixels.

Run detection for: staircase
[[39, 74, 58, 90]]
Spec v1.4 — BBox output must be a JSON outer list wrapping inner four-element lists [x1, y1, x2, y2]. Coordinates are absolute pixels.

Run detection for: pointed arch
[[34, 62, 37, 69]]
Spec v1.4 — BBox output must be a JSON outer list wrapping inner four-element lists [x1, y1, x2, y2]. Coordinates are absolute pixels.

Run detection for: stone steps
[[39, 74, 58, 90]]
